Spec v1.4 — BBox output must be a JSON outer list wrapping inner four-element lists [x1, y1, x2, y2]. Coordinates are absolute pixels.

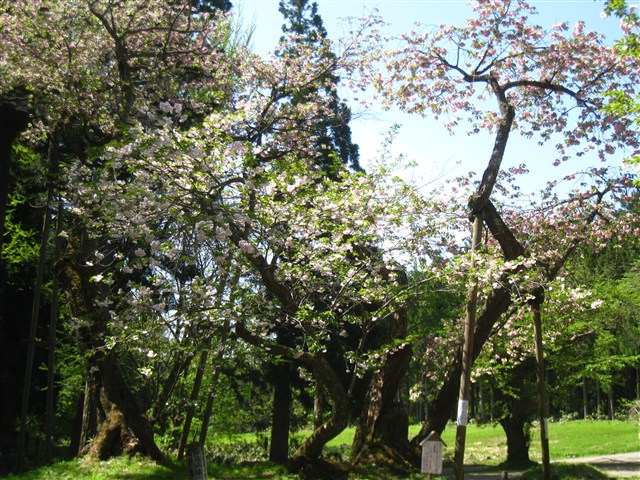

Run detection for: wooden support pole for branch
[[16, 134, 59, 470], [45, 201, 63, 462], [453, 215, 484, 480], [532, 302, 551, 480]]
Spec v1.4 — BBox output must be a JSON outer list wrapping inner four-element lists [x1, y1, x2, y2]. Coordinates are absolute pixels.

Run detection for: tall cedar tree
[[278, 0, 361, 174]]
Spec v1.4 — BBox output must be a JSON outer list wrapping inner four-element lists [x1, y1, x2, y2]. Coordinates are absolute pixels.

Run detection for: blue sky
[[232, 1, 631, 193]]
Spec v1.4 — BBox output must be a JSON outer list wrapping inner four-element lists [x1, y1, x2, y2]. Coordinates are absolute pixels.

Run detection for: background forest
[[0, 0, 639, 478]]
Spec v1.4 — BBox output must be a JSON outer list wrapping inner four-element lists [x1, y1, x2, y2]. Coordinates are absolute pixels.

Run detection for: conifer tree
[[278, 0, 360, 173]]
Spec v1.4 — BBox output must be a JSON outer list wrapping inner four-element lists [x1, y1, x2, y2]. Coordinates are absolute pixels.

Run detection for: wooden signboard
[[420, 431, 446, 477]]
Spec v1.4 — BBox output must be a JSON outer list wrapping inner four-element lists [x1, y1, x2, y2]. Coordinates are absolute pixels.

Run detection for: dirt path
[[439, 452, 640, 479], [562, 451, 640, 479]]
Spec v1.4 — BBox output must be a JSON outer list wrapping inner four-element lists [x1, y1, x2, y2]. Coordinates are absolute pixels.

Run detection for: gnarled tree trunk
[[351, 306, 413, 471], [287, 351, 350, 479], [60, 234, 164, 464]]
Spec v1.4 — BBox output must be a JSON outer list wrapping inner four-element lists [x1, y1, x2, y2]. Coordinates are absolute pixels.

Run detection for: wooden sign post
[[420, 431, 446, 479]]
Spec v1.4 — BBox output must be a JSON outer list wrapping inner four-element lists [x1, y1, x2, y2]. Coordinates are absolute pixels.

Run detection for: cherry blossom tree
[[353, 0, 640, 472], [408, 163, 639, 460], [2, 0, 436, 471], [1, 0, 239, 464], [68, 114, 432, 468]]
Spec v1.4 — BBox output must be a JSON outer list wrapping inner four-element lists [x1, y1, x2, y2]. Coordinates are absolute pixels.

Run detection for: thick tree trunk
[[60, 235, 164, 464], [94, 352, 164, 463], [269, 362, 293, 464], [491, 358, 537, 468], [500, 415, 531, 466], [89, 386, 148, 460], [350, 344, 412, 470]]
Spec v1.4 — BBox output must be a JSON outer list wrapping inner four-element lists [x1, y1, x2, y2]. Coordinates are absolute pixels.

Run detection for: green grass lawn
[[323, 419, 639, 466], [3, 420, 638, 479]]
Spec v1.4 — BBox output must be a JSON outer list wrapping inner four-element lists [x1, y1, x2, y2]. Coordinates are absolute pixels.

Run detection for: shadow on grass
[[520, 463, 612, 480]]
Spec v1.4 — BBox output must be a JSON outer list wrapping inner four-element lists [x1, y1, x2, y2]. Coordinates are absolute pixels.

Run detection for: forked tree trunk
[[94, 351, 164, 462], [288, 351, 349, 468]]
